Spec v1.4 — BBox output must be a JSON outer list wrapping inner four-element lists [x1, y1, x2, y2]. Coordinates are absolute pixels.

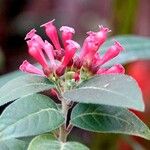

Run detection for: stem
[[59, 98, 70, 142]]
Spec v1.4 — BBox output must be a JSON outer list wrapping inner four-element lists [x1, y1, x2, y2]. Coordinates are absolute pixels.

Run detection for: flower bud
[[25, 29, 44, 48], [19, 60, 44, 76], [60, 26, 75, 48], [41, 19, 61, 50], [43, 40, 56, 69], [28, 39, 49, 69], [61, 40, 80, 67], [98, 41, 124, 66]]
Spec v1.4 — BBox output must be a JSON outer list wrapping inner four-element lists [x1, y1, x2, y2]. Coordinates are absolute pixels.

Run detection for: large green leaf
[[100, 36, 150, 67], [0, 74, 55, 106], [0, 138, 27, 150], [71, 103, 150, 140], [28, 134, 89, 150], [63, 74, 144, 111], [0, 94, 64, 140]]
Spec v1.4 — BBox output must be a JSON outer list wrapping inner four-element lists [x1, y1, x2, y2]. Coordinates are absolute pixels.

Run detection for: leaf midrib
[[78, 86, 134, 103], [71, 112, 132, 127]]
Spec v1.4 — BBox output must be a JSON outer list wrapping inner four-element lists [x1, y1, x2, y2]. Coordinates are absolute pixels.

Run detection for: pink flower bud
[[96, 68, 108, 74], [79, 35, 98, 61], [87, 25, 110, 47], [98, 41, 124, 66], [41, 19, 61, 50], [96, 25, 111, 46], [73, 57, 83, 69], [56, 65, 66, 77], [61, 40, 80, 67], [73, 72, 80, 81], [54, 49, 65, 61], [60, 26, 75, 48], [105, 64, 125, 74], [50, 89, 59, 99], [25, 29, 36, 40], [19, 60, 45, 76], [28, 40, 48, 69], [25, 29, 44, 48], [44, 40, 56, 69], [97, 64, 125, 75]]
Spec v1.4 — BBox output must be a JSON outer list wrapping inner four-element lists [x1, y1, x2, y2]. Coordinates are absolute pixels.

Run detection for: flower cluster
[[20, 19, 125, 88]]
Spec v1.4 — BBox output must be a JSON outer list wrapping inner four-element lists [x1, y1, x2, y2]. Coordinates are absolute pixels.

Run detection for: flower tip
[[86, 31, 96, 36], [19, 60, 29, 71], [40, 19, 55, 28], [66, 40, 80, 49], [60, 26, 75, 33], [44, 40, 49, 44], [25, 29, 37, 40], [114, 40, 124, 51], [44, 40, 53, 49], [115, 64, 125, 73], [98, 25, 111, 33]]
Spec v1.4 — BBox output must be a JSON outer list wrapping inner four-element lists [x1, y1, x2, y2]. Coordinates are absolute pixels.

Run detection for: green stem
[[59, 99, 70, 142]]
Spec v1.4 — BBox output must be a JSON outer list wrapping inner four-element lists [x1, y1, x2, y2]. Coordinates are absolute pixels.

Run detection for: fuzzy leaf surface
[[0, 138, 27, 150], [28, 134, 89, 150], [63, 74, 144, 111], [0, 94, 64, 140], [71, 103, 150, 140], [0, 74, 55, 106]]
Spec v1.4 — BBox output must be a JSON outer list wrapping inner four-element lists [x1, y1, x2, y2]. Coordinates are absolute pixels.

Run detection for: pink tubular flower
[[98, 41, 124, 66], [20, 19, 125, 81], [27, 40, 49, 69], [56, 40, 80, 77], [43, 40, 56, 69], [25, 29, 44, 48], [95, 25, 111, 46], [79, 26, 110, 62], [73, 72, 80, 81], [106, 64, 125, 74], [41, 19, 61, 50], [60, 26, 75, 48], [19, 60, 45, 76], [61, 40, 80, 67], [97, 64, 125, 75]]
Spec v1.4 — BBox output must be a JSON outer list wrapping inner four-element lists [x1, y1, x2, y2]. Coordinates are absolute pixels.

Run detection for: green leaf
[[0, 74, 55, 106], [71, 103, 150, 140], [63, 74, 144, 111], [0, 94, 64, 140], [100, 36, 150, 67], [28, 134, 89, 150], [0, 138, 27, 150]]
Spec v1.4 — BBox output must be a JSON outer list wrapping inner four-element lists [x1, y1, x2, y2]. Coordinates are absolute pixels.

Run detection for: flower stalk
[[59, 98, 70, 142]]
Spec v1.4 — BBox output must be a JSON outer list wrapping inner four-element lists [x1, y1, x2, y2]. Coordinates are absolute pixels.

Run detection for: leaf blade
[[27, 134, 89, 150], [0, 138, 27, 150], [71, 103, 150, 140], [63, 74, 144, 111], [0, 74, 55, 106], [0, 94, 64, 140]]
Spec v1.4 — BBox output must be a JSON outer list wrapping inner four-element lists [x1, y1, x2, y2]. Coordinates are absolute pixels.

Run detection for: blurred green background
[[0, 0, 150, 149]]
